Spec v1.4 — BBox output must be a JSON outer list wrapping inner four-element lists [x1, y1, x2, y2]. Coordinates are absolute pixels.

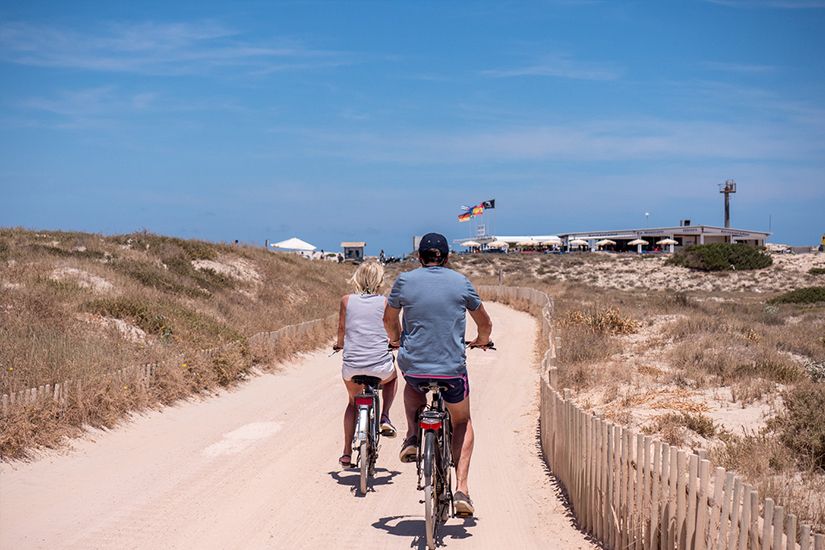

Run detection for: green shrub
[[769, 287, 825, 305], [809, 267, 825, 276], [771, 382, 825, 469], [666, 243, 772, 271], [83, 297, 173, 338]]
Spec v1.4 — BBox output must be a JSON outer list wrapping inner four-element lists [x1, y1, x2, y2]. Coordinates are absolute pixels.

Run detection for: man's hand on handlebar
[[465, 339, 496, 350]]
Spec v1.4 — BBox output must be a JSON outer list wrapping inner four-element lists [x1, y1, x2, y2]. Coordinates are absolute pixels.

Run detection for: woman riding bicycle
[[335, 261, 398, 468]]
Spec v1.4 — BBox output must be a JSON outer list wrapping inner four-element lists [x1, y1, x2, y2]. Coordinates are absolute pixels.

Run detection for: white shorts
[[342, 359, 396, 383]]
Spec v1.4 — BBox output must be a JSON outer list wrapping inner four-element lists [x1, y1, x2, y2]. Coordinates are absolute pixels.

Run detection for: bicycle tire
[[422, 431, 438, 550], [359, 440, 369, 495]]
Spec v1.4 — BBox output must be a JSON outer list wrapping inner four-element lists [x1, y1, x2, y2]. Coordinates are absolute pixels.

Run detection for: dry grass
[[451, 252, 825, 531], [0, 229, 351, 458]]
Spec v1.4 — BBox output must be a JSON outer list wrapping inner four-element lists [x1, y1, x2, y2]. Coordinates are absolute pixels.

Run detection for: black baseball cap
[[418, 232, 449, 257]]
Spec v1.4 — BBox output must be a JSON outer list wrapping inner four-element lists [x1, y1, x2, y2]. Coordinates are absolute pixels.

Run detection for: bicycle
[[351, 374, 382, 496], [331, 346, 386, 497], [415, 341, 495, 550]]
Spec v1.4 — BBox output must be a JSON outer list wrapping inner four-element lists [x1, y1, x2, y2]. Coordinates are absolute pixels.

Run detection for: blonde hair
[[352, 261, 384, 294]]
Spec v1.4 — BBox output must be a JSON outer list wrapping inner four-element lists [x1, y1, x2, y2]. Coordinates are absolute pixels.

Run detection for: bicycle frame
[[416, 384, 454, 519]]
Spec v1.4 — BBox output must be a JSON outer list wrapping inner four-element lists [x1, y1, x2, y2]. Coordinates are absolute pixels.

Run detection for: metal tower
[[720, 180, 736, 228]]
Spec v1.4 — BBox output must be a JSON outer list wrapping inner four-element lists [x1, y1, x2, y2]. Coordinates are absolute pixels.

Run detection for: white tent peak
[[270, 237, 317, 251]]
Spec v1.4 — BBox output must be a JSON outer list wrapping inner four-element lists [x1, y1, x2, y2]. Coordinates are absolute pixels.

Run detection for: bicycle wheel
[[359, 439, 369, 495], [422, 431, 438, 550]]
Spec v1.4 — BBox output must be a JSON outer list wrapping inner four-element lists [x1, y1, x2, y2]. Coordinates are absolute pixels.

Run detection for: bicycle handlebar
[[465, 340, 496, 350]]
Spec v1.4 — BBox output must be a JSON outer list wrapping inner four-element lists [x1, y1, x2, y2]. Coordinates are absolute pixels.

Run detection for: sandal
[[339, 454, 353, 468]]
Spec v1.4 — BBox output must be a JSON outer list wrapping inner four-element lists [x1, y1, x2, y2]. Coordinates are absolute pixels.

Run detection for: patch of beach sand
[[50, 267, 114, 293]]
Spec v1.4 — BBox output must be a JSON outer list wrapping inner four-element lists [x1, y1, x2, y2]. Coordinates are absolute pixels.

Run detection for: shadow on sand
[[372, 514, 476, 549], [327, 468, 402, 496]]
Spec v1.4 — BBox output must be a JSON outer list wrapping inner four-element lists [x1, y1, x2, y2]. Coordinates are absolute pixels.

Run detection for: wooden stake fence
[[1, 314, 335, 416], [479, 285, 823, 550]]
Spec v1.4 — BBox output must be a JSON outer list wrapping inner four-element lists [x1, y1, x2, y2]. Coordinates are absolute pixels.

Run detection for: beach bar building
[[455, 224, 769, 252], [341, 241, 366, 261]]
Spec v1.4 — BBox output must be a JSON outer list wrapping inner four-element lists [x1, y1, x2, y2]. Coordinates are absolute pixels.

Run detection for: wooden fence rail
[[478, 285, 823, 550], [1, 314, 335, 415]]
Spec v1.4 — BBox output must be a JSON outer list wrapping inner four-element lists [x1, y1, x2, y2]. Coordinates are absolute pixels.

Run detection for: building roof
[[454, 225, 770, 245], [341, 241, 366, 248]]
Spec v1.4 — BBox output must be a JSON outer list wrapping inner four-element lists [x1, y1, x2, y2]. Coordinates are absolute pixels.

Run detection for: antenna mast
[[719, 179, 736, 228]]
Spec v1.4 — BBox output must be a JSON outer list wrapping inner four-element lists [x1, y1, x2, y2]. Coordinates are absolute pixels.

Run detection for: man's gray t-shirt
[[388, 266, 482, 377]]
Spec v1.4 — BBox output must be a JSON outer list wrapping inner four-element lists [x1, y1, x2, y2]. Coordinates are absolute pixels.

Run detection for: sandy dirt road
[[0, 302, 594, 549]]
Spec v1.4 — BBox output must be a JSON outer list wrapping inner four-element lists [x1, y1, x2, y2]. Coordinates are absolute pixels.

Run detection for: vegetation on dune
[[666, 243, 773, 272], [810, 267, 825, 276], [0, 228, 352, 458], [769, 286, 825, 305], [449, 253, 825, 530]]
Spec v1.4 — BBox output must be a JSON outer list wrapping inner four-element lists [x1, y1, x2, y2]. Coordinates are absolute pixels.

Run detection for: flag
[[482, 199, 496, 209], [458, 212, 472, 222], [471, 204, 484, 216]]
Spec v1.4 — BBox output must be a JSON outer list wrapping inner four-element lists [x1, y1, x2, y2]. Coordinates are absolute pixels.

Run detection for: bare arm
[[468, 303, 493, 347], [383, 303, 402, 348], [335, 295, 348, 349]]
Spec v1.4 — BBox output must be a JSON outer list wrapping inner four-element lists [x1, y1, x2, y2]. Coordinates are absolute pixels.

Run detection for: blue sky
[[1, 0, 823, 254]]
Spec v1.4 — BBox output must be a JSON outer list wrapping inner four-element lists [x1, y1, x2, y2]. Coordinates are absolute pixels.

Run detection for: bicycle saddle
[[418, 382, 451, 393], [352, 375, 382, 388]]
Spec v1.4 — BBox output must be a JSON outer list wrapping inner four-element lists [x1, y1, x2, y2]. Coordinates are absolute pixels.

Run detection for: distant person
[[379, 249, 386, 264], [383, 232, 493, 517], [337, 253, 343, 263], [334, 261, 398, 469]]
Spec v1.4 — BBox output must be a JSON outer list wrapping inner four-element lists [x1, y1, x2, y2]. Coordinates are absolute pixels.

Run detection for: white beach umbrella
[[657, 238, 678, 254], [628, 238, 649, 254], [517, 240, 535, 247], [541, 237, 562, 245], [462, 240, 481, 247], [569, 239, 589, 247], [596, 239, 616, 247], [487, 240, 508, 248]]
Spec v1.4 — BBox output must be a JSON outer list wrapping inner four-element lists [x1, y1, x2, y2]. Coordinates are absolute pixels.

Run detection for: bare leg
[[380, 373, 397, 418], [403, 380, 427, 439], [342, 379, 362, 457], [445, 397, 474, 495]]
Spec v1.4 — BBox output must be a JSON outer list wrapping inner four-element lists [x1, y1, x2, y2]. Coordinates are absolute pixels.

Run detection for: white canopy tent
[[270, 237, 317, 252]]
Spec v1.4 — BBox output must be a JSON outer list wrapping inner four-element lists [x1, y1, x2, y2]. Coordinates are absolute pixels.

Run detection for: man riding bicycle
[[383, 232, 493, 517]]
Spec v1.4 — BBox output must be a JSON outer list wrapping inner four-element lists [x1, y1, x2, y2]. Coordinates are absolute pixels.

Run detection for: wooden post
[[786, 514, 797, 550], [762, 498, 774, 550], [750, 490, 760, 550], [650, 441, 662, 550], [695, 459, 710, 550], [667, 446, 678, 550], [687, 454, 698, 550], [718, 472, 735, 550], [727, 478, 742, 550], [773, 506, 784, 550], [635, 434, 645, 548], [737, 485, 752, 550], [676, 450, 687, 550], [799, 525, 810, 550]]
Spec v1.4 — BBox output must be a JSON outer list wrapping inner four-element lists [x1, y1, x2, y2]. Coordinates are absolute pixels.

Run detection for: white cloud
[[0, 20, 351, 75], [481, 53, 621, 80], [268, 116, 824, 164]]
